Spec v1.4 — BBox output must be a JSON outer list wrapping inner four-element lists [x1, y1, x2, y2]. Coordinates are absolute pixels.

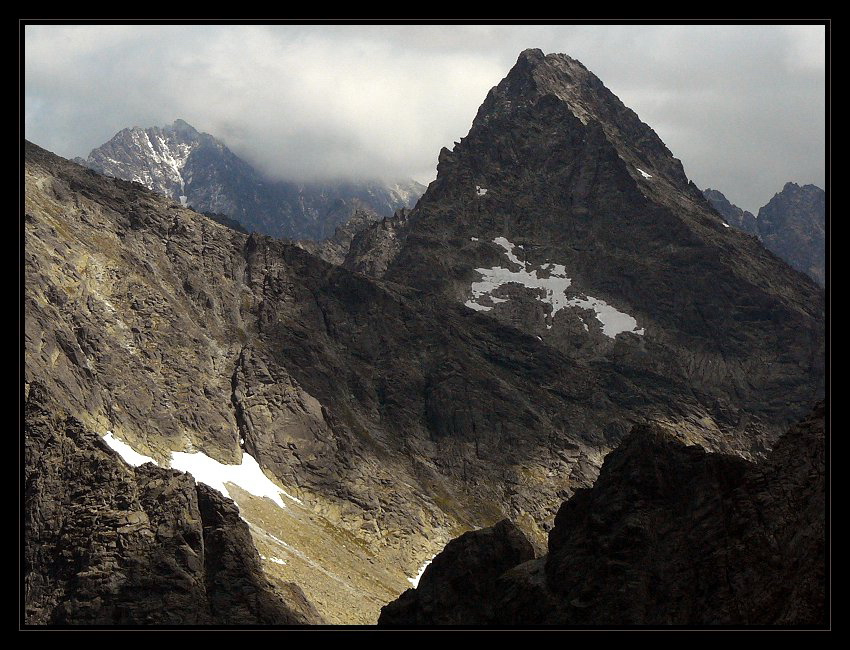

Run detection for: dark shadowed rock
[[378, 519, 535, 625], [381, 402, 825, 626], [537, 402, 825, 625]]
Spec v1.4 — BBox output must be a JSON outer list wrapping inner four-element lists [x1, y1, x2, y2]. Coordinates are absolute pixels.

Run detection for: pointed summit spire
[[170, 118, 200, 137]]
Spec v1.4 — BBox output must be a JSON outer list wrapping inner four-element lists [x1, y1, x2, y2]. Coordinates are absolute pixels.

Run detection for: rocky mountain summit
[[24, 48, 825, 626], [349, 48, 824, 437], [75, 119, 425, 241], [703, 184, 825, 286], [758, 183, 825, 286], [379, 401, 825, 626], [702, 188, 759, 235]]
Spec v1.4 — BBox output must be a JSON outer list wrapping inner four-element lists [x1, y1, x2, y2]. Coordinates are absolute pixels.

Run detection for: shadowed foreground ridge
[[379, 519, 536, 625], [380, 401, 825, 626], [24, 382, 324, 625]]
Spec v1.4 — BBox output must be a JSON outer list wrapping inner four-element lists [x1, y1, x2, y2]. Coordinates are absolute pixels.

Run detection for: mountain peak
[[467, 49, 693, 206], [517, 47, 545, 62], [496, 49, 587, 106], [170, 118, 200, 136]]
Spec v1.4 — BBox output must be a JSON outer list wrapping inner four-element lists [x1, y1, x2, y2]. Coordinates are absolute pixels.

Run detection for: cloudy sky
[[24, 23, 826, 214]]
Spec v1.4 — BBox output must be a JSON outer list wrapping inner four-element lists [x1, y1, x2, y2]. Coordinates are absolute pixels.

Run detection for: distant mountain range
[[703, 184, 825, 286], [74, 119, 425, 241]]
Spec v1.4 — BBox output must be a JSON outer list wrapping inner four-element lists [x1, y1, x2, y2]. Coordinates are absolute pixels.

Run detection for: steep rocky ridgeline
[[76, 119, 425, 241], [702, 188, 759, 235], [295, 205, 381, 265], [24, 382, 323, 625], [348, 49, 824, 440], [758, 183, 825, 286], [379, 402, 825, 626], [703, 185, 825, 286]]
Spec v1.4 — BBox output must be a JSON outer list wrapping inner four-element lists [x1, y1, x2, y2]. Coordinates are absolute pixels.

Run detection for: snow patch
[[722, 222, 730, 228], [492, 236, 526, 267], [464, 299, 492, 312], [476, 185, 488, 196], [567, 295, 643, 338], [102, 432, 156, 467], [100, 432, 302, 510], [170, 449, 302, 509], [408, 558, 433, 587], [636, 168, 653, 179], [464, 236, 644, 338]]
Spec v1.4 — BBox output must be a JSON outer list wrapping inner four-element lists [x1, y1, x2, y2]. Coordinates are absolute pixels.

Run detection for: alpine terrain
[[703, 184, 825, 286], [24, 49, 826, 626], [75, 119, 425, 241]]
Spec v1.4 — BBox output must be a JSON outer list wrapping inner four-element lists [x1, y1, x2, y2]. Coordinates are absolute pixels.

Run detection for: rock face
[[378, 520, 535, 625], [379, 402, 825, 626], [703, 184, 825, 286], [758, 182, 825, 286], [702, 188, 759, 235], [76, 119, 425, 240], [24, 382, 324, 625], [295, 205, 381, 265], [349, 48, 824, 438]]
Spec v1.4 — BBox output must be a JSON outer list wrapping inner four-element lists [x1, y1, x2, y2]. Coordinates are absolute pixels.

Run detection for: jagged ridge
[[379, 402, 825, 626]]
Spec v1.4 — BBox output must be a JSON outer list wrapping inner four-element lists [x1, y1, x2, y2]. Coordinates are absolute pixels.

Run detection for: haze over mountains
[[74, 119, 425, 241], [23, 48, 826, 626]]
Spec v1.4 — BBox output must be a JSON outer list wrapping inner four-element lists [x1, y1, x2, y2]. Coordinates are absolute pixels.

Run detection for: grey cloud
[[24, 24, 825, 213]]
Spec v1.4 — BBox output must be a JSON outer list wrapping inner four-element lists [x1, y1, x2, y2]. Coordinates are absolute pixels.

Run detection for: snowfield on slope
[[101, 432, 301, 509], [464, 236, 644, 337]]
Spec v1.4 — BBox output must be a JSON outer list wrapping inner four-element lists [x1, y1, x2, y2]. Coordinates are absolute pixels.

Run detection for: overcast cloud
[[24, 23, 826, 214]]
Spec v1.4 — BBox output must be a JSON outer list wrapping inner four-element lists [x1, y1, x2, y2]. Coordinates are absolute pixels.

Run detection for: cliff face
[[379, 401, 826, 626], [24, 382, 323, 625]]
